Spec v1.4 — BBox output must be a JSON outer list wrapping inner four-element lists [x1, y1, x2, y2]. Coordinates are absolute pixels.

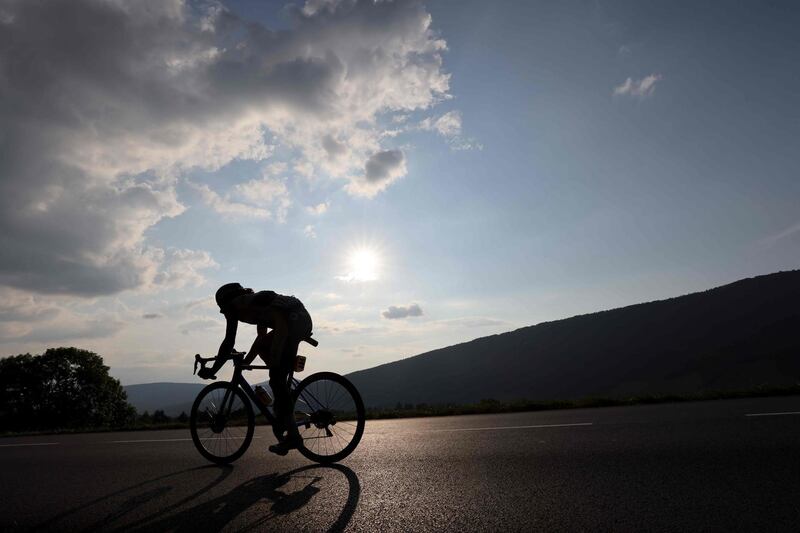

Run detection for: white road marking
[[745, 411, 800, 417], [0, 442, 59, 448], [111, 438, 193, 443], [111, 436, 262, 443], [426, 422, 593, 432]]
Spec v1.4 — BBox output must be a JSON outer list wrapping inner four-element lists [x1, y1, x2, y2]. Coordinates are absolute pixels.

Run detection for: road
[[1, 396, 799, 532]]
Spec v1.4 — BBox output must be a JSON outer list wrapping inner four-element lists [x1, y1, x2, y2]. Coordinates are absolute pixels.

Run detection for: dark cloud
[[142, 313, 162, 319], [382, 303, 423, 319], [365, 150, 406, 183], [322, 134, 347, 158]]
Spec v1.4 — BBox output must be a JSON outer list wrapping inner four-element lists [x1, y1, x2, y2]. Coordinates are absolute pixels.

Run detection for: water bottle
[[254, 385, 272, 406]]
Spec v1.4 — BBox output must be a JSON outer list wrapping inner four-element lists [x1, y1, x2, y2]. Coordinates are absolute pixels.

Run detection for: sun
[[344, 246, 381, 282]]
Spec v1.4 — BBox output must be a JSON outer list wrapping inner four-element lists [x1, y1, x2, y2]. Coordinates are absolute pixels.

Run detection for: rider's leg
[[248, 327, 271, 365], [268, 310, 312, 455], [270, 338, 301, 433], [268, 337, 302, 451]]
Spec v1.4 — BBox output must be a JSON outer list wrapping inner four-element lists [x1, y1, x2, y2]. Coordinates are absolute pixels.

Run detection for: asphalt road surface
[[2, 396, 799, 532]]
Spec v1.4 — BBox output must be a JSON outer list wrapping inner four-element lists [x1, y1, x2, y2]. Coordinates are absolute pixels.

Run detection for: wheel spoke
[[333, 423, 355, 437], [292, 373, 364, 461], [328, 383, 344, 411], [331, 425, 348, 451], [191, 383, 254, 463]]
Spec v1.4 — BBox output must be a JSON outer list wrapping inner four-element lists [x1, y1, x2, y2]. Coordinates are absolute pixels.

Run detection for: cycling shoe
[[268, 437, 301, 456]]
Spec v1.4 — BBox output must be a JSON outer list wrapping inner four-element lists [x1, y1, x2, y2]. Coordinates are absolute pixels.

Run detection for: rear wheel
[[292, 372, 365, 464], [190, 381, 254, 464]]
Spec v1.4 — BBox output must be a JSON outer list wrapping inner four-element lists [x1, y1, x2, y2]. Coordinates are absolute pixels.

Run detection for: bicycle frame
[[210, 357, 328, 429]]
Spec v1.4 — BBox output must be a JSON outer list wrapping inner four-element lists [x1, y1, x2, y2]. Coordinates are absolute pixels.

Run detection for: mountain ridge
[[123, 271, 800, 413], [345, 270, 800, 407]]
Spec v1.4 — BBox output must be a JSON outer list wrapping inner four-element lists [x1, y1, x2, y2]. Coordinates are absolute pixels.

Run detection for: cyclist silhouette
[[199, 283, 313, 456]]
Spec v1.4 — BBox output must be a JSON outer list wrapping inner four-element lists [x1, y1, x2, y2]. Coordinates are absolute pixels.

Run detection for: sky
[[1, 0, 798, 385]]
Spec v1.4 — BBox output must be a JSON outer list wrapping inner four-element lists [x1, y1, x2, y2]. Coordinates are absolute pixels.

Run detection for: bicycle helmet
[[215, 283, 251, 313]]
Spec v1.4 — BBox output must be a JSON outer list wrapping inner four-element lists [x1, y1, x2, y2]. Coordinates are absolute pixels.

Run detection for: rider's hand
[[197, 367, 217, 380]]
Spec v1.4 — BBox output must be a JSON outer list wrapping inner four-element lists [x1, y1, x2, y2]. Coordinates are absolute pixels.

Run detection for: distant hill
[[123, 380, 270, 416], [346, 271, 800, 408], [123, 382, 205, 416]]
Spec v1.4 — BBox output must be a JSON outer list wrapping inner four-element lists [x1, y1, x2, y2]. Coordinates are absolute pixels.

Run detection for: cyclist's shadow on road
[[37, 463, 360, 533], [122, 464, 360, 533]]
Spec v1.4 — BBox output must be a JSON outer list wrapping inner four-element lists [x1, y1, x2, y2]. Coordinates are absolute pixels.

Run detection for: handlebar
[[193, 350, 245, 376], [192, 336, 318, 376]]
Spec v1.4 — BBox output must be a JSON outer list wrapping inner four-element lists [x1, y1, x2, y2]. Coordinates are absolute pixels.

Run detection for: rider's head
[[215, 283, 252, 314]]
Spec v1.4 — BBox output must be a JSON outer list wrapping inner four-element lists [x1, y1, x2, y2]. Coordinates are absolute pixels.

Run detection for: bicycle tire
[[190, 381, 254, 464], [292, 371, 365, 464]]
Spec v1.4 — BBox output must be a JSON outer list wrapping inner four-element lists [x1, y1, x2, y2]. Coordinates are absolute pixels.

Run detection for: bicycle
[[189, 336, 365, 465]]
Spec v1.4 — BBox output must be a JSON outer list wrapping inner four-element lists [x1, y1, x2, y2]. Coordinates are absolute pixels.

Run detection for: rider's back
[[228, 290, 306, 326]]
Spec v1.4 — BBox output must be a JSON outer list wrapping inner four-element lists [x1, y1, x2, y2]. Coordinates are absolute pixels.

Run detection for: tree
[[0, 347, 136, 431]]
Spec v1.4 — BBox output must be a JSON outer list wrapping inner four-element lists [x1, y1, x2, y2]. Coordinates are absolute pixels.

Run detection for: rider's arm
[[217, 314, 238, 359]]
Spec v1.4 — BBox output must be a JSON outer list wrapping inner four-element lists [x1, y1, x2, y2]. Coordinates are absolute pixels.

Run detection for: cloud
[[306, 202, 329, 215], [314, 319, 381, 335], [0, 287, 127, 343], [365, 150, 406, 183], [0, 286, 127, 343], [322, 135, 348, 159], [263, 161, 289, 177], [192, 176, 291, 222], [192, 183, 270, 219], [293, 160, 315, 180], [179, 318, 221, 335], [0, 0, 452, 296], [233, 176, 291, 223], [420, 110, 462, 137], [151, 248, 218, 289], [382, 303, 424, 319], [613, 74, 663, 99], [0, 288, 61, 323], [348, 150, 407, 197], [418, 110, 482, 150], [304, 225, 317, 239], [8, 318, 126, 344], [760, 221, 800, 247], [441, 316, 506, 328], [142, 313, 162, 319]]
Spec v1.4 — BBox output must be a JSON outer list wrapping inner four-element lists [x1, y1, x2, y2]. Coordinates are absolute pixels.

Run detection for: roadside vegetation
[[2, 347, 798, 437], [0, 347, 136, 433], [363, 384, 800, 419]]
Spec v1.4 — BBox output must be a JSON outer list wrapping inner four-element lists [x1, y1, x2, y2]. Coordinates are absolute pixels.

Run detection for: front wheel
[[292, 372, 365, 464], [190, 381, 254, 464]]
